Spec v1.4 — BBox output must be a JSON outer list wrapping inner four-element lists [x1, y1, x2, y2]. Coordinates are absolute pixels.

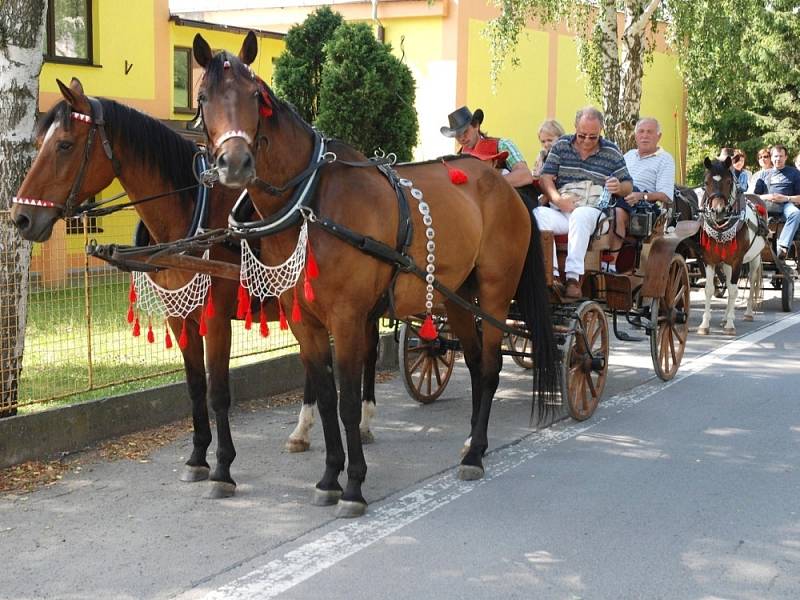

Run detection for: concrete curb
[[0, 334, 399, 469]]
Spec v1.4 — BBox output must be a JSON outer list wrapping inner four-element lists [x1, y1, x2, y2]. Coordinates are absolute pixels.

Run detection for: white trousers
[[533, 205, 603, 278]]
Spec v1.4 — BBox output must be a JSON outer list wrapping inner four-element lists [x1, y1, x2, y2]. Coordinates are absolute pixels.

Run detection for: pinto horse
[[10, 78, 379, 497], [192, 32, 559, 517], [697, 157, 765, 335]]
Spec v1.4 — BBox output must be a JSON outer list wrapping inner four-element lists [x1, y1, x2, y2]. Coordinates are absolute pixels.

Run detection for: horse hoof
[[457, 465, 485, 481], [179, 465, 210, 482], [696, 327, 709, 336], [723, 327, 736, 336], [285, 438, 310, 453], [334, 500, 367, 518], [311, 487, 342, 506], [743, 314, 754, 322], [360, 430, 375, 445], [204, 481, 236, 499]]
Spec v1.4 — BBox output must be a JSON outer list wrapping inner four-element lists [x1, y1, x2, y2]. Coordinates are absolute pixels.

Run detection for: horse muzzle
[[10, 203, 60, 242]]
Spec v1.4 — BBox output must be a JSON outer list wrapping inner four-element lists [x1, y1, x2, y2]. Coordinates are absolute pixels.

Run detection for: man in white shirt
[[607, 117, 675, 271]]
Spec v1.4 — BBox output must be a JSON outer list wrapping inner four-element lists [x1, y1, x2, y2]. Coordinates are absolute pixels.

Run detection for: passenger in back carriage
[[440, 106, 538, 210], [752, 144, 800, 259]]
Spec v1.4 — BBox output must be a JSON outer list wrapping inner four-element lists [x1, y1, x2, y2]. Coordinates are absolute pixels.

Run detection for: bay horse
[[697, 157, 765, 335], [10, 78, 380, 497], [193, 32, 559, 517]]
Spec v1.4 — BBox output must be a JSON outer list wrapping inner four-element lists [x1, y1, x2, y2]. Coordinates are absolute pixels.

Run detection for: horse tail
[[514, 211, 561, 426]]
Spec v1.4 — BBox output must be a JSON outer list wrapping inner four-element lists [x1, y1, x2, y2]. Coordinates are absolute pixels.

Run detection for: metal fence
[[6, 209, 301, 415]]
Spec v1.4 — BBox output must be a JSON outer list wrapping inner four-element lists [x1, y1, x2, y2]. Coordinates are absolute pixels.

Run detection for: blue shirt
[[753, 166, 800, 196], [542, 135, 631, 188]]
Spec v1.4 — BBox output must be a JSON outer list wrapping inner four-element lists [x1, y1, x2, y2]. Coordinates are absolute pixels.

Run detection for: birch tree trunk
[[597, 0, 621, 140], [0, 1, 47, 417]]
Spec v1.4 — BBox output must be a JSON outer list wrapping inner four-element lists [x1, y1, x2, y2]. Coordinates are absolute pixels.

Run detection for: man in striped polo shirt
[[535, 107, 633, 299], [608, 117, 675, 272]]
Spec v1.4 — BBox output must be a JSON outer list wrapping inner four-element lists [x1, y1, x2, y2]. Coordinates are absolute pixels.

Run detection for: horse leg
[[286, 379, 316, 453], [744, 256, 762, 321], [360, 319, 379, 444], [697, 263, 714, 335], [173, 315, 212, 483], [722, 262, 737, 335], [295, 320, 345, 507], [444, 301, 482, 457], [330, 315, 370, 518], [203, 316, 237, 498]]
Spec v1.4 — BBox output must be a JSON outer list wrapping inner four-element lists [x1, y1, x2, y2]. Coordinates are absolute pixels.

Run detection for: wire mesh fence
[[8, 208, 302, 415]]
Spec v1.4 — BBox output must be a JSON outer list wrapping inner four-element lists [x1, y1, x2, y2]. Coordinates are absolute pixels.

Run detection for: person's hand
[[623, 192, 641, 207], [772, 193, 788, 203], [605, 176, 622, 195], [555, 193, 575, 213]]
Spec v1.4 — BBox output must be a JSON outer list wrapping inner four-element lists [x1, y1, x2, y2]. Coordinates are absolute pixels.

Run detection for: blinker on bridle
[[12, 97, 122, 218]]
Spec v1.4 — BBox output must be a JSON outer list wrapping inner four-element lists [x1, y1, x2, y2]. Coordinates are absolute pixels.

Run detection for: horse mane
[[37, 98, 199, 202]]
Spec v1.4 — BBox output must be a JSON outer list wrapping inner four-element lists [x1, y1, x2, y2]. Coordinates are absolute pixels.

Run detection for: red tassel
[[259, 304, 270, 337], [146, 323, 154, 344], [199, 310, 208, 336], [443, 160, 468, 184], [757, 204, 766, 216], [292, 288, 302, 323], [306, 241, 319, 279], [128, 279, 137, 303], [178, 320, 188, 349], [237, 283, 249, 319], [127, 304, 135, 324], [205, 287, 215, 319], [244, 307, 253, 330], [418, 314, 438, 341], [304, 276, 315, 302], [132, 317, 141, 337], [279, 301, 289, 330], [165, 327, 173, 349]]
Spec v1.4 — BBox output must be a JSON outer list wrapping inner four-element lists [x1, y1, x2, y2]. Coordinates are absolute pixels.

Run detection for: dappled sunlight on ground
[[575, 432, 669, 460]]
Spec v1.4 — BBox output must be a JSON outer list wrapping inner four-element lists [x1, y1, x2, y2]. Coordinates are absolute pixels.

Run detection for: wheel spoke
[[423, 359, 433, 396], [432, 355, 443, 386], [408, 351, 426, 374], [668, 329, 678, 367]]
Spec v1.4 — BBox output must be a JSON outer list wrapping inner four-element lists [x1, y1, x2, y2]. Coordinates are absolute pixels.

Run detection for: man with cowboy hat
[[441, 106, 534, 190]]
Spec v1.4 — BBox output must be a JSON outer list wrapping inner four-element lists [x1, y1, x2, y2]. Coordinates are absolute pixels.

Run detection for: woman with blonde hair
[[532, 119, 566, 177]]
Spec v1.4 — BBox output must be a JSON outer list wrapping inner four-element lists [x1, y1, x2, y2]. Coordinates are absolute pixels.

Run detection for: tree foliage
[[272, 6, 343, 123], [316, 23, 419, 162]]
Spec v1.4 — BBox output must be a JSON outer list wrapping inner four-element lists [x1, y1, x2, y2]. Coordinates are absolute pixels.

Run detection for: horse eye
[[57, 140, 74, 151], [197, 93, 207, 103]]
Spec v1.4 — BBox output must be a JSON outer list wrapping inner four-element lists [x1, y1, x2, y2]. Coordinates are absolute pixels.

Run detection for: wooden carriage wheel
[[506, 332, 534, 369], [781, 274, 794, 312], [649, 254, 690, 381], [398, 317, 457, 404], [562, 301, 609, 421]]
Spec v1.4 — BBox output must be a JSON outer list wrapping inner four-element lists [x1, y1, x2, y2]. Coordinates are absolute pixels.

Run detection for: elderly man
[[752, 144, 800, 259], [534, 107, 633, 298], [607, 117, 676, 272]]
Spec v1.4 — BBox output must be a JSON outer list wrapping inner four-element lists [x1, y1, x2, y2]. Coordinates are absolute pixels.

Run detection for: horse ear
[[56, 79, 76, 105], [193, 34, 212, 69], [239, 31, 258, 66], [57, 78, 89, 112], [724, 156, 732, 168], [704, 157, 712, 169]]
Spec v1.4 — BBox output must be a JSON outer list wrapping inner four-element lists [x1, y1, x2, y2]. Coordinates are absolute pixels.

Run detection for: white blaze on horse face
[[712, 175, 722, 182], [43, 121, 60, 146]]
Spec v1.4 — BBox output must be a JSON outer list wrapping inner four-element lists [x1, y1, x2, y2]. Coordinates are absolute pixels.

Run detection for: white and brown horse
[[697, 157, 766, 335]]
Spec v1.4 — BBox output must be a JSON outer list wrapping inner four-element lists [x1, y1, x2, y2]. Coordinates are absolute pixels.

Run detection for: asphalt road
[[2, 288, 799, 600]]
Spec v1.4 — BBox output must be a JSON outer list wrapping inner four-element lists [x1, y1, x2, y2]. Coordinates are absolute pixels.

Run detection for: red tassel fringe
[[165, 327, 173, 349], [146, 323, 154, 344], [244, 307, 253, 330], [260, 304, 269, 337], [304, 276, 315, 302], [237, 283, 249, 320], [132, 317, 141, 337], [205, 287, 215, 319], [178, 320, 188, 349], [279, 301, 289, 330], [199, 310, 208, 336], [128, 278, 137, 303], [442, 160, 468, 185], [127, 305, 135, 324], [306, 241, 319, 279], [292, 288, 302, 323], [418, 314, 438, 341]]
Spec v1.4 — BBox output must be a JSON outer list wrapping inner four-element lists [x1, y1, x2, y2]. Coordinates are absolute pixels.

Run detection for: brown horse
[[697, 157, 765, 335], [10, 78, 379, 497], [193, 32, 559, 517]]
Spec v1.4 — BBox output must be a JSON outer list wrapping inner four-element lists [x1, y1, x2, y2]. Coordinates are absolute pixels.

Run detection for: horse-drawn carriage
[[398, 197, 697, 422]]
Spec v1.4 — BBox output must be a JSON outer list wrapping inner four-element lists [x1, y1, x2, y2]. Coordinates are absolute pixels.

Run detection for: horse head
[[193, 31, 266, 188], [702, 156, 738, 224], [11, 78, 118, 242]]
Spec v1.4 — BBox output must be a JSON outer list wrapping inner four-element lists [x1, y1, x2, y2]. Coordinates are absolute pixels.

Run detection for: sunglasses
[[758, 155, 770, 159], [576, 133, 599, 141]]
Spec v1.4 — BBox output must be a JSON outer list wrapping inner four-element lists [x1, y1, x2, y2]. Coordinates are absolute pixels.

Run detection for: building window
[[66, 215, 102, 235], [174, 47, 193, 112], [44, 0, 93, 63]]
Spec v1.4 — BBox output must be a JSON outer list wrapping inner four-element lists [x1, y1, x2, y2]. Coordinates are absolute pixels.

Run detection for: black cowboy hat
[[440, 106, 484, 138]]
